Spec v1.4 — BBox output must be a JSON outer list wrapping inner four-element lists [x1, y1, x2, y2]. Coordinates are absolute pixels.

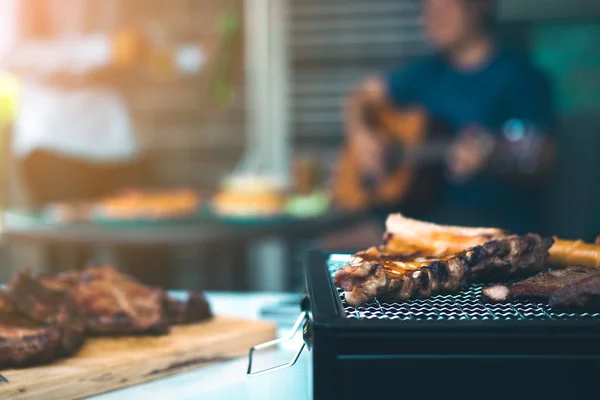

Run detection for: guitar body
[[331, 105, 444, 211]]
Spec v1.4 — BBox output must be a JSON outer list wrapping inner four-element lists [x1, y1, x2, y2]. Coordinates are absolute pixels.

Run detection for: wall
[[1, 0, 247, 283], [122, 0, 246, 190], [531, 23, 600, 114], [530, 23, 600, 240], [288, 0, 427, 181]]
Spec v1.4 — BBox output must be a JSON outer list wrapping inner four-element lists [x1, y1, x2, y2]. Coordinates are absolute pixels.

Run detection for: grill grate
[[328, 255, 600, 321]]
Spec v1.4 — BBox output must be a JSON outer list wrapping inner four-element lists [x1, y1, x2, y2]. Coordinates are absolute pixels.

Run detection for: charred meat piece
[[39, 270, 81, 291], [482, 266, 597, 303], [335, 234, 553, 306], [71, 266, 169, 335], [166, 292, 212, 325], [8, 271, 86, 357], [549, 273, 600, 312], [165, 298, 187, 325], [335, 246, 466, 305], [0, 292, 61, 369], [468, 235, 555, 282]]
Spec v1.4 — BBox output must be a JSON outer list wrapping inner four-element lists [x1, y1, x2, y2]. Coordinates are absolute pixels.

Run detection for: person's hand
[[350, 126, 386, 176], [446, 126, 494, 183], [343, 79, 387, 177]]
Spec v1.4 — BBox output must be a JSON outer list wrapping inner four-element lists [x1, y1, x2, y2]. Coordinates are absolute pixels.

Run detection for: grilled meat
[[0, 292, 61, 369], [8, 271, 86, 356], [71, 266, 169, 335], [335, 246, 466, 305], [483, 266, 600, 312], [384, 213, 507, 257], [335, 233, 553, 306], [468, 235, 555, 282], [482, 266, 597, 303], [387, 215, 600, 269], [549, 274, 600, 311], [166, 292, 212, 325], [2, 265, 212, 369]]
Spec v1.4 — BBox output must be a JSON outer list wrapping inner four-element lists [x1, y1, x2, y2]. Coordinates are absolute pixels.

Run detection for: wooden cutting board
[[0, 316, 276, 400]]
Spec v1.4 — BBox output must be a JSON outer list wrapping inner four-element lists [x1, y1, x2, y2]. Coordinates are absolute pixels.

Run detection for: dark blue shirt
[[384, 48, 555, 233]]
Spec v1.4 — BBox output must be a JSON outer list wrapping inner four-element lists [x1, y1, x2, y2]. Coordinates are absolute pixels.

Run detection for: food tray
[[91, 207, 208, 226], [205, 204, 292, 225]]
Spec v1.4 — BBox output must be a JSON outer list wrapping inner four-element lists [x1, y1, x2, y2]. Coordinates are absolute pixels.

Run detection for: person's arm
[[486, 126, 556, 185], [2, 35, 111, 77], [344, 62, 424, 183], [448, 123, 556, 186], [344, 76, 388, 178], [448, 67, 557, 185], [1, 33, 143, 88]]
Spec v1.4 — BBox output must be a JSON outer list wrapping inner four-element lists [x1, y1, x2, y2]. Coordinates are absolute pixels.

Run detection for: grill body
[[304, 252, 600, 400]]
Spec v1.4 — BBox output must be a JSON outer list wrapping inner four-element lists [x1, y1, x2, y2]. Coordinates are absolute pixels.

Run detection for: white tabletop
[[89, 292, 311, 400]]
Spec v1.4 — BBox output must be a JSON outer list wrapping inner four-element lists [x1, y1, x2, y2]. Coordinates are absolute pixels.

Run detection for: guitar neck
[[362, 105, 544, 173], [390, 135, 541, 173], [399, 141, 453, 167]]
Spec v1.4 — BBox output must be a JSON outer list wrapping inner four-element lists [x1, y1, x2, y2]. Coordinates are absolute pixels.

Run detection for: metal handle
[[246, 311, 308, 377]]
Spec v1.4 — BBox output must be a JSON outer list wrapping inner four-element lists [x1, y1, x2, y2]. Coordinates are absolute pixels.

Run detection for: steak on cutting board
[[71, 266, 170, 335], [0, 292, 61, 369], [9, 270, 86, 357], [166, 292, 212, 325], [482, 266, 600, 311]]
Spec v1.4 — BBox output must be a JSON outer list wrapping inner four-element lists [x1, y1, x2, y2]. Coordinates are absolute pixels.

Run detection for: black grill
[[306, 251, 600, 400], [328, 255, 600, 321]]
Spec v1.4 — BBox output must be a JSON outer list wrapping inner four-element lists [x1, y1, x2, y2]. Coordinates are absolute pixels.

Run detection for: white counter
[[89, 293, 311, 400]]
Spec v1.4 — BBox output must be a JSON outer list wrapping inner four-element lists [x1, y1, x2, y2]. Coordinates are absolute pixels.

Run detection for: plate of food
[[91, 187, 205, 225], [208, 174, 292, 224]]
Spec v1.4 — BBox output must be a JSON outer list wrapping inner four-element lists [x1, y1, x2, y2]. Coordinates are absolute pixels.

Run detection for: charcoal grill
[[248, 252, 600, 400]]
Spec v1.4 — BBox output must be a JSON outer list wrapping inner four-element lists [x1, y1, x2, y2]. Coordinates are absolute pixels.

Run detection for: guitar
[[330, 103, 552, 211]]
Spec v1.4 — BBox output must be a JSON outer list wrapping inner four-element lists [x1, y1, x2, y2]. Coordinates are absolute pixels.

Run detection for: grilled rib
[[336, 234, 552, 306], [334, 214, 553, 306]]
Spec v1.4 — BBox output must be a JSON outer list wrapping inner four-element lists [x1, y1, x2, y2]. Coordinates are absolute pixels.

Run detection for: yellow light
[[0, 70, 20, 126]]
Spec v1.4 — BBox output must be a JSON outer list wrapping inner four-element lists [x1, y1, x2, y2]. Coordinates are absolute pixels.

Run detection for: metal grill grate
[[328, 255, 600, 321]]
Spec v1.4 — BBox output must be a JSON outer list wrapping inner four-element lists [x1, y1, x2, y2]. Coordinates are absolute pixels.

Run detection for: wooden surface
[[0, 316, 276, 400]]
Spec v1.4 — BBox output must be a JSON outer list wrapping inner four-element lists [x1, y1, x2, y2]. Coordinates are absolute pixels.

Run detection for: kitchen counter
[[90, 292, 311, 400]]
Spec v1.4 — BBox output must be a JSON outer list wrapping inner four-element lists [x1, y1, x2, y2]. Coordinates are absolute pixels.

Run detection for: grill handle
[[246, 310, 308, 377]]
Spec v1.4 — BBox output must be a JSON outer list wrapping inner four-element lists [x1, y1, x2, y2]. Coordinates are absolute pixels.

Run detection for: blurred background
[[0, 0, 599, 293]]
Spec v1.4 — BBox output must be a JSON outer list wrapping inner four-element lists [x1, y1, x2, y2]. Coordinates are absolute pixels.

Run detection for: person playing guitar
[[333, 0, 556, 236]]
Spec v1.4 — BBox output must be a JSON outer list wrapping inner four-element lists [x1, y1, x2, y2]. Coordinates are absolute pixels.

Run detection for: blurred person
[[0, 0, 147, 211], [0, 0, 151, 274], [344, 0, 556, 234]]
